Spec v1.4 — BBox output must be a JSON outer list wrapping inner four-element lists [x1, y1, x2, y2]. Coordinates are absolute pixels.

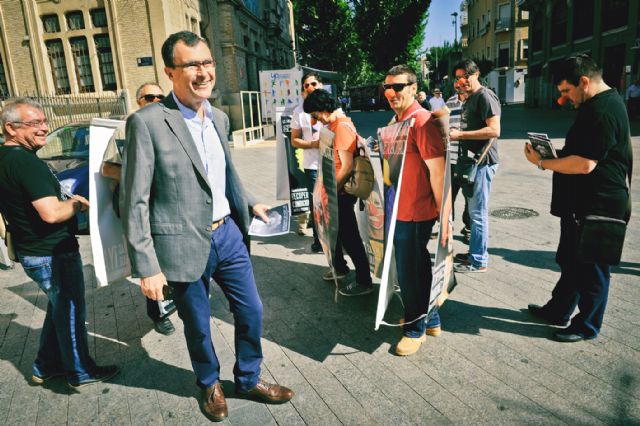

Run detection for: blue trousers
[[169, 218, 263, 391], [468, 163, 498, 268], [543, 216, 611, 338], [19, 251, 96, 382], [394, 220, 441, 338]]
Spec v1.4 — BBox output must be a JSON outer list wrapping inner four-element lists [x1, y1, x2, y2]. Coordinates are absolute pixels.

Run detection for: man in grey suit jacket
[[120, 31, 293, 422]]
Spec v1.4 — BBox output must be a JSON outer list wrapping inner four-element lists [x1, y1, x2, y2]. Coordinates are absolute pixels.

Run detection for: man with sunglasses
[[100, 82, 177, 336], [383, 65, 446, 356], [291, 72, 324, 252], [0, 98, 120, 388], [120, 31, 293, 422], [450, 59, 501, 273]]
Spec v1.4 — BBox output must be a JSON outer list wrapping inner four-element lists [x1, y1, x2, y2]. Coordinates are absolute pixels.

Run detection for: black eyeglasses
[[11, 119, 49, 128], [139, 94, 165, 102], [173, 59, 216, 71], [304, 81, 318, 89], [382, 82, 414, 92], [454, 74, 470, 81]]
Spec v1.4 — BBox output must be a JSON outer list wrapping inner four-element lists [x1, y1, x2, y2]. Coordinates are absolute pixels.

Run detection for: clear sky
[[422, 0, 462, 51]]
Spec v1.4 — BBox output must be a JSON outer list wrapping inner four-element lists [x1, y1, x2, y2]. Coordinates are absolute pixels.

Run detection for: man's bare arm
[[101, 162, 122, 182], [291, 128, 319, 149], [450, 115, 501, 140], [32, 195, 89, 224]]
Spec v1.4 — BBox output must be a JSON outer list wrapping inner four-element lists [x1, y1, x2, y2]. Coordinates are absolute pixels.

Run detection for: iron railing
[[0, 91, 128, 130]]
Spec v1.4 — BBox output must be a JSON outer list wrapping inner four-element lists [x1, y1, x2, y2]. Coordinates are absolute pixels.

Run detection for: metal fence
[[0, 91, 128, 130]]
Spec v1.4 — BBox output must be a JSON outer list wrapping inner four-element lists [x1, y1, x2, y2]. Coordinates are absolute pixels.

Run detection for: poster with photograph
[[374, 120, 412, 330], [355, 137, 385, 278], [281, 114, 310, 215], [249, 204, 290, 237], [314, 128, 340, 292]]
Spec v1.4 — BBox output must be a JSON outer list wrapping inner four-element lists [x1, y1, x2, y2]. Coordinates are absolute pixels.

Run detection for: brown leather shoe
[[202, 383, 228, 422], [238, 378, 294, 404]]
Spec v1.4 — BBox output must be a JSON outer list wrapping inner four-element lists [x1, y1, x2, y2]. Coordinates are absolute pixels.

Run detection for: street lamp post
[[451, 12, 458, 49]]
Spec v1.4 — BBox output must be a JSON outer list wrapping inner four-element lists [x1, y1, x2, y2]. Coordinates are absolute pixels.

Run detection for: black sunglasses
[[140, 94, 165, 102], [304, 81, 318, 89], [382, 82, 414, 92]]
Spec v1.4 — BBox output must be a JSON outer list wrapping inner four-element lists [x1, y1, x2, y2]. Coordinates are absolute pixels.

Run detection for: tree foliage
[[352, 0, 430, 73], [293, 0, 431, 85], [293, 0, 361, 80]]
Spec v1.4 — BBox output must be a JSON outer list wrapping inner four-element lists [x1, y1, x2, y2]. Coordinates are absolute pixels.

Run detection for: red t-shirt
[[328, 116, 357, 175], [395, 101, 445, 221]]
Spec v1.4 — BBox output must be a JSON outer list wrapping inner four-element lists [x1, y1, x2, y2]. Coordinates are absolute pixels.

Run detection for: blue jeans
[[468, 163, 498, 268], [19, 251, 96, 381], [394, 220, 441, 338], [544, 216, 611, 338], [305, 168, 319, 245], [169, 218, 263, 391]]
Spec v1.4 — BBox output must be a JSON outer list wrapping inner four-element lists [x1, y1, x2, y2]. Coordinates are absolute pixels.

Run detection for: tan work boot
[[395, 334, 426, 356], [425, 326, 442, 337]]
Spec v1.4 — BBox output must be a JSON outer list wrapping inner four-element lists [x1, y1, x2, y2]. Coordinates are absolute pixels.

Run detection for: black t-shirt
[[551, 89, 632, 219], [0, 145, 78, 256], [460, 86, 501, 164]]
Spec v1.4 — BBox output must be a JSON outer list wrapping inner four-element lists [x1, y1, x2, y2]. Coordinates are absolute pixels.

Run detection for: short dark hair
[[302, 71, 322, 87], [385, 64, 417, 83], [453, 59, 479, 75], [552, 54, 602, 86], [161, 31, 208, 68], [303, 89, 337, 114]]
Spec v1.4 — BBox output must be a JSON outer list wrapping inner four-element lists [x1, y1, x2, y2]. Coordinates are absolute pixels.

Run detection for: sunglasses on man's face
[[382, 82, 413, 92], [140, 94, 165, 102], [304, 81, 318, 89]]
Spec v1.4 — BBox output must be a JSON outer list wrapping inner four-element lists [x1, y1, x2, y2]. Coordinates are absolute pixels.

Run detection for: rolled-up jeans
[[468, 163, 498, 268], [19, 251, 96, 381]]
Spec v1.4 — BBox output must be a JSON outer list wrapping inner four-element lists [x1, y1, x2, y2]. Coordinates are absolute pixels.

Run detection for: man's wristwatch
[[537, 159, 545, 170]]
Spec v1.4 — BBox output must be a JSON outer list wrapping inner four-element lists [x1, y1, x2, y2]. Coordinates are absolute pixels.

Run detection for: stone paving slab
[[0, 105, 639, 424]]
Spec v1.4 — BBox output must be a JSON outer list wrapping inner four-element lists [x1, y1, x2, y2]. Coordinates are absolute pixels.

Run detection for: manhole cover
[[490, 207, 539, 219]]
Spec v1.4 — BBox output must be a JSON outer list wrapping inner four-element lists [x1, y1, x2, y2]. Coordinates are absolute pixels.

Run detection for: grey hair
[[135, 82, 162, 100], [1, 97, 45, 135]]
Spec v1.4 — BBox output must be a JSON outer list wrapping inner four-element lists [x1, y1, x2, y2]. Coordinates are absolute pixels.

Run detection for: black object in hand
[[162, 285, 174, 300]]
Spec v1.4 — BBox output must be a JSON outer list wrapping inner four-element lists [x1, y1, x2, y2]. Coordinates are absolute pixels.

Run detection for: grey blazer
[[120, 93, 256, 282]]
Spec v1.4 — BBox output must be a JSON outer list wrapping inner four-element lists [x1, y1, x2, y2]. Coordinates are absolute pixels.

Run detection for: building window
[[94, 34, 116, 91], [90, 8, 108, 28], [41, 14, 60, 33], [66, 11, 85, 30], [498, 43, 509, 67], [70, 37, 95, 92], [550, 1, 568, 46], [0, 54, 9, 97], [573, 0, 594, 39], [602, 0, 628, 31], [45, 39, 71, 94], [521, 39, 528, 60], [191, 18, 198, 33]]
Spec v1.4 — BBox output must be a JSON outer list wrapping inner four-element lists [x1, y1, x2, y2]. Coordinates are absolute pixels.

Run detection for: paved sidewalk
[[1, 105, 639, 424]]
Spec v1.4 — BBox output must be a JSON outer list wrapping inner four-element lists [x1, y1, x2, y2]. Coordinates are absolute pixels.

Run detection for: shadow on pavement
[[3, 278, 197, 399], [442, 300, 556, 339], [488, 247, 558, 271]]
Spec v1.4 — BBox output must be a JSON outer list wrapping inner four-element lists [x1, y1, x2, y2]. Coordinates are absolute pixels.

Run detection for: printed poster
[[355, 137, 385, 278], [88, 118, 130, 286], [374, 120, 412, 330], [314, 128, 340, 293], [281, 114, 310, 215], [259, 68, 302, 122]]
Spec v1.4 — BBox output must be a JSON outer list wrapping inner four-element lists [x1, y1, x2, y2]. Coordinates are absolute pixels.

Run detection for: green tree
[[293, 0, 361, 81], [352, 0, 430, 73]]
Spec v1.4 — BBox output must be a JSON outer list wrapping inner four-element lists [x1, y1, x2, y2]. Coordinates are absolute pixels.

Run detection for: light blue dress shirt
[[173, 93, 231, 221]]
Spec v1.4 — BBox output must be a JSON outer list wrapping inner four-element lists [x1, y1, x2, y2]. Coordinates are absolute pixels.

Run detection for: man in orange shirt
[[383, 65, 446, 356]]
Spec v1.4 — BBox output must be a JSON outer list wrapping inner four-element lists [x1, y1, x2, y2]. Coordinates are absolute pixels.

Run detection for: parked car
[[37, 122, 91, 233]]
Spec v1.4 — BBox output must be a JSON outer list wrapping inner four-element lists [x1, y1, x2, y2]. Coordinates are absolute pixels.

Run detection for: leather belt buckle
[[211, 217, 226, 232]]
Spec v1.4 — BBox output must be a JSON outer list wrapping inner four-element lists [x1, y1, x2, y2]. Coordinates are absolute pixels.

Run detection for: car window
[[37, 125, 90, 159]]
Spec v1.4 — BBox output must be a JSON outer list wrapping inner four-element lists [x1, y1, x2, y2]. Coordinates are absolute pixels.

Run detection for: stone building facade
[[519, 0, 640, 109], [0, 0, 295, 128], [460, 0, 529, 103]]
